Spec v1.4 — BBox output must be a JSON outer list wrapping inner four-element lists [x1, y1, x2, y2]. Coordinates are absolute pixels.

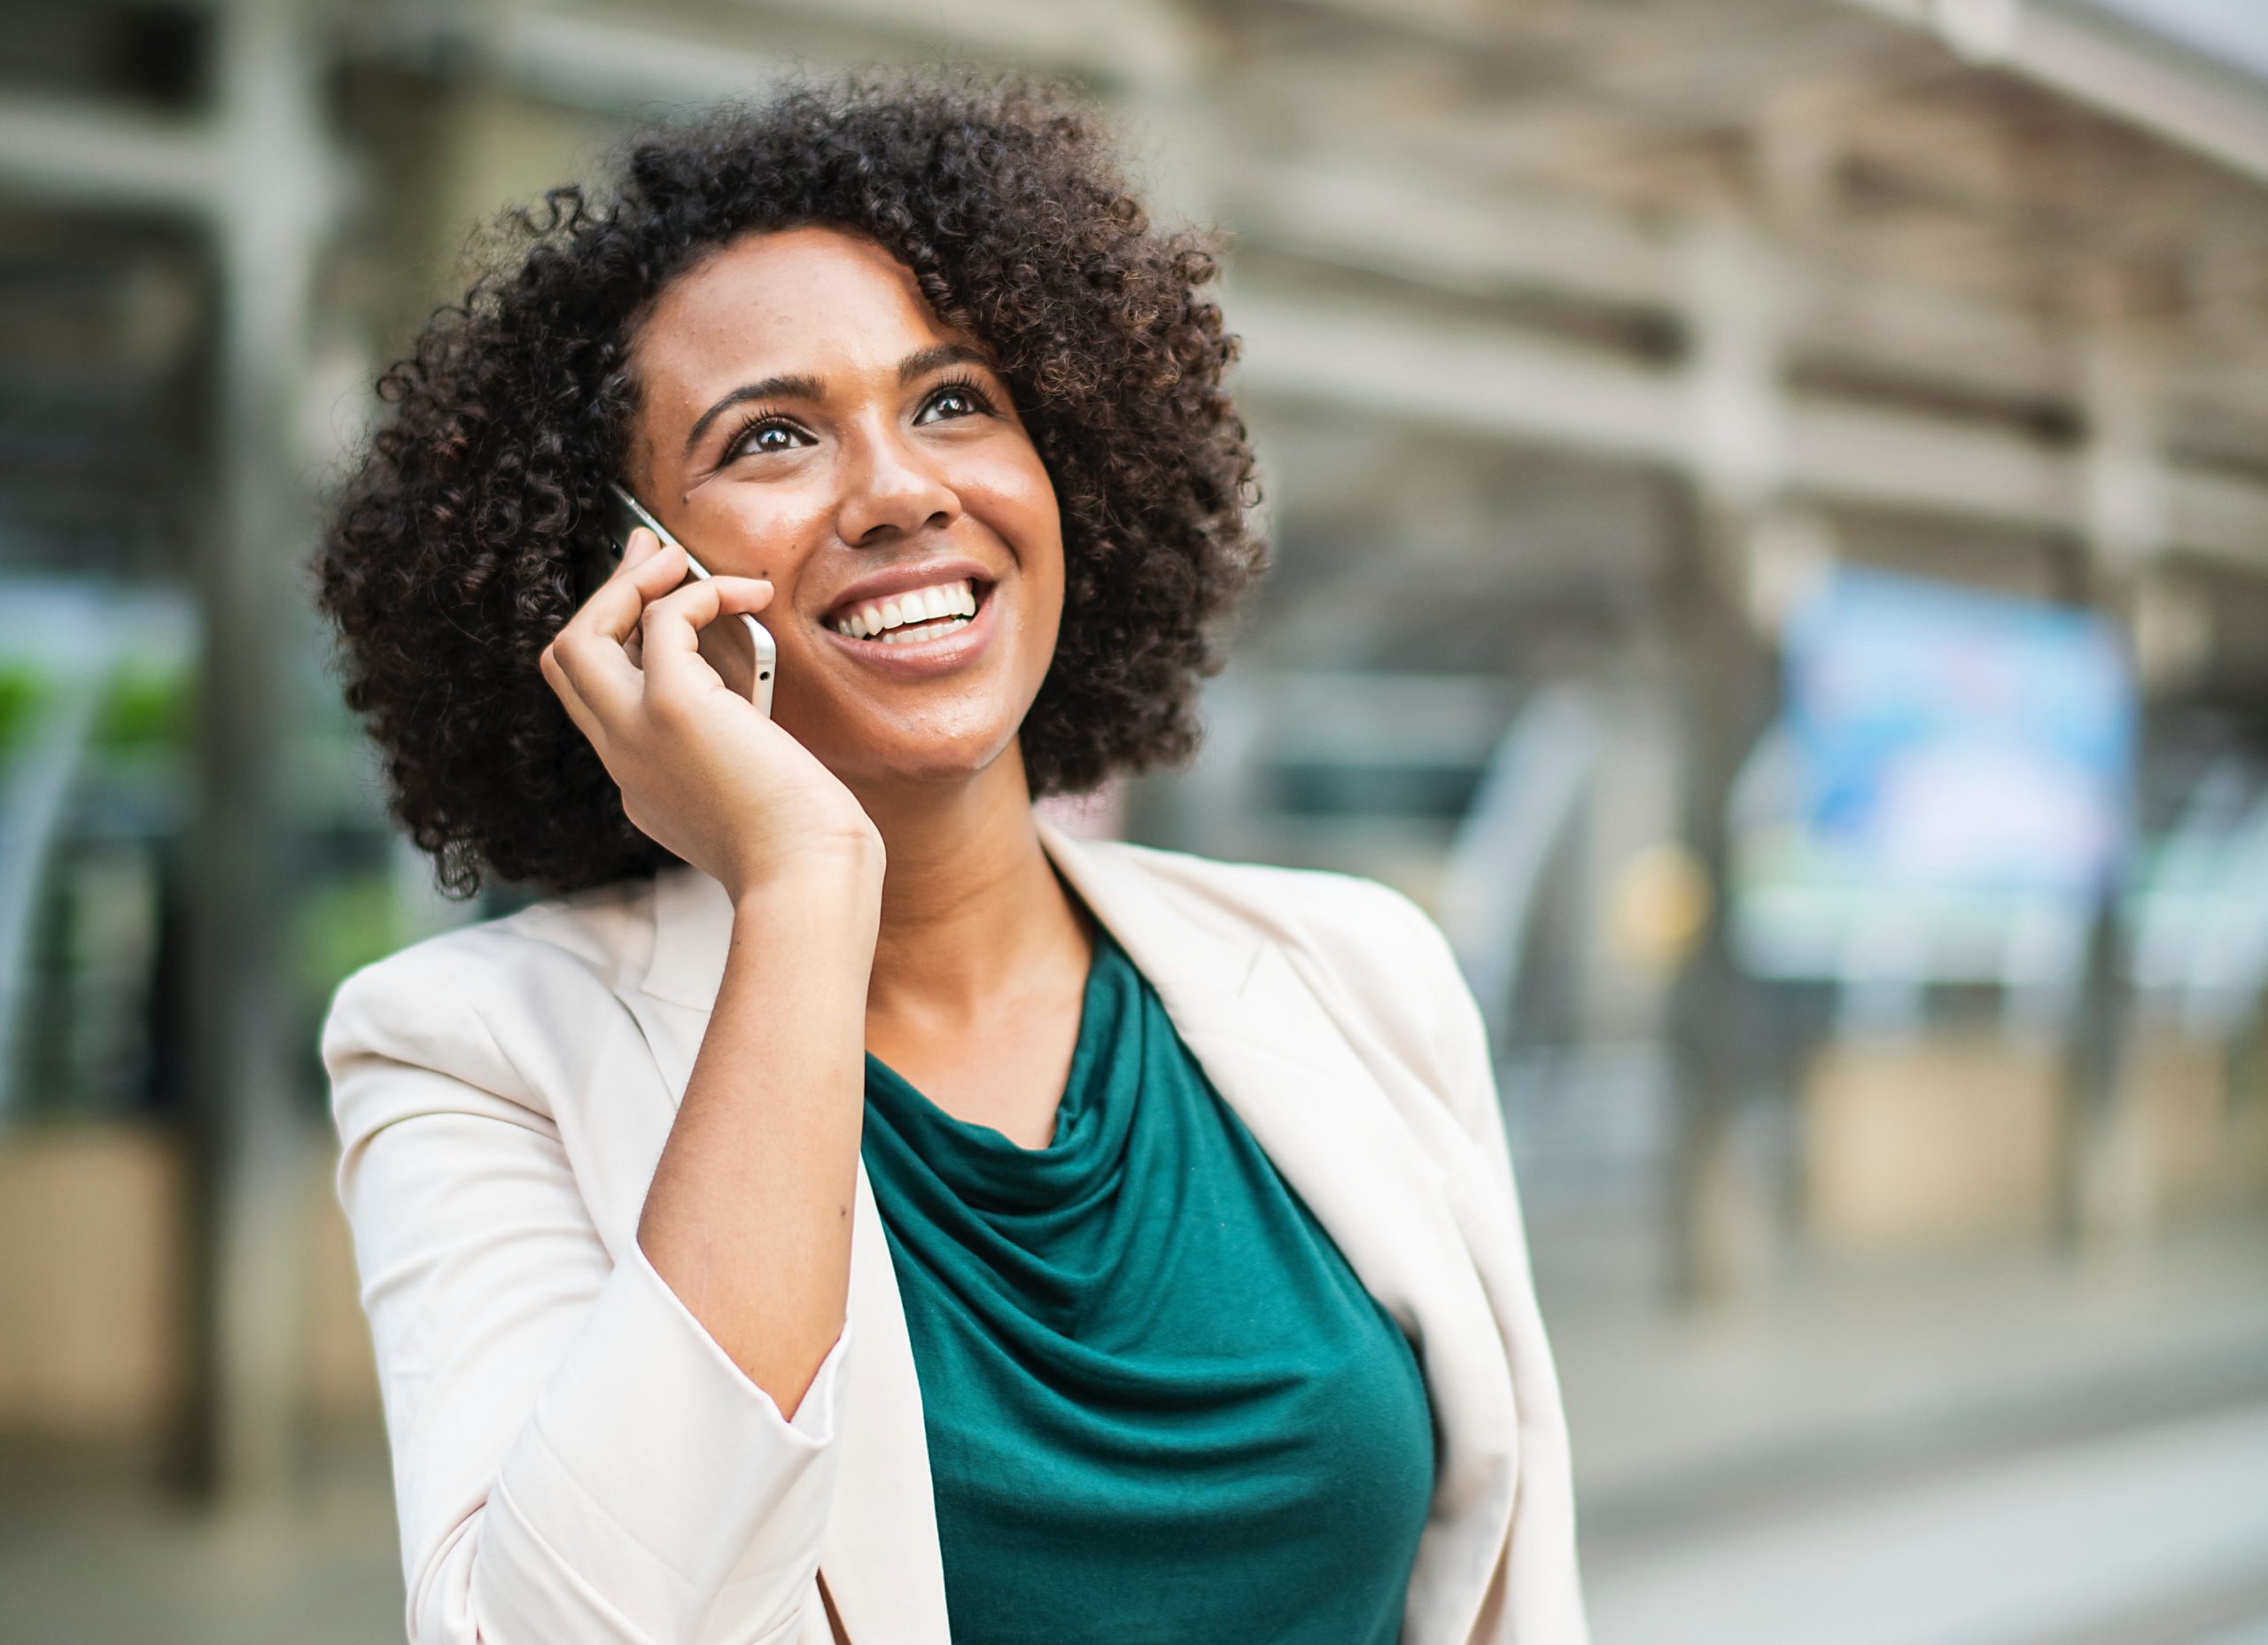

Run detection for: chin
[[836, 721, 1022, 791]]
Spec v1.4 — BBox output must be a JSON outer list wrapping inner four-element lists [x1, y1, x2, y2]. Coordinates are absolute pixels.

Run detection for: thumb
[[705, 576, 776, 613]]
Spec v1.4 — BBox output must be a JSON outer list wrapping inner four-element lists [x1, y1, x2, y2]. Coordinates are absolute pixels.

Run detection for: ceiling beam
[[0, 93, 221, 217], [1832, 0, 2268, 188], [1231, 286, 2268, 570], [1231, 288, 1687, 461], [1224, 159, 2081, 405], [1222, 163, 1673, 309]]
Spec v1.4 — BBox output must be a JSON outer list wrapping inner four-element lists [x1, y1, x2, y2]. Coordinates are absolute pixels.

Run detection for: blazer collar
[[635, 858, 741, 1009], [633, 815, 1259, 1010], [627, 817, 1515, 1645]]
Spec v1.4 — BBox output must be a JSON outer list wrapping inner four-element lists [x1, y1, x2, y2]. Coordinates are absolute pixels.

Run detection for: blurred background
[[6, 0, 2268, 1641]]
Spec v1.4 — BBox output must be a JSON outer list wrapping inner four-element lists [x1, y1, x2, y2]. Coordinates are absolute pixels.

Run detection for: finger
[[578, 525, 656, 613], [642, 576, 776, 661], [577, 540, 689, 647], [547, 623, 645, 724], [699, 575, 778, 617], [639, 577, 729, 674], [539, 640, 611, 756], [617, 524, 663, 573], [559, 542, 693, 708]]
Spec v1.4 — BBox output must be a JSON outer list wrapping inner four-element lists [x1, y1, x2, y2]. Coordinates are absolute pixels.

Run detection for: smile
[[824, 578, 982, 645], [818, 575, 999, 675]]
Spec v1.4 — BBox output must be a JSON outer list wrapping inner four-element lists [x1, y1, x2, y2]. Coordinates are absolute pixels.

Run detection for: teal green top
[[859, 919, 1435, 1645]]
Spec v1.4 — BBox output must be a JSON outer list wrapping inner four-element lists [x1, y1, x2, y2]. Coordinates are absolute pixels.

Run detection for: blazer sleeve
[[1394, 890, 1590, 1644], [322, 944, 850, 1645]]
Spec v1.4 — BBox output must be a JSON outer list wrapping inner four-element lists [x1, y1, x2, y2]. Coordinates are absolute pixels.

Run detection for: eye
[[726, 416, 812, 461], [916, 376, 997, 425]]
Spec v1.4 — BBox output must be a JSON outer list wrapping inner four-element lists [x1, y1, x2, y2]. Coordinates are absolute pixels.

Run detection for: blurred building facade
[[6, 3, 2268, 1641]]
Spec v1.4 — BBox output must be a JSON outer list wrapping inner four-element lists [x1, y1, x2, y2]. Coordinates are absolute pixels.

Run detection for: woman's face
[[625, 225, 1063, 795]]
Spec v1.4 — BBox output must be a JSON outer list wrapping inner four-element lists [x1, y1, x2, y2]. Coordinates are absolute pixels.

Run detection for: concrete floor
[[0, 1454, 403, 1645], [9, 1406, 2263, 1645], [1546, 1218, 2268, 1518], [1586, 1395, 2268, 1645], [5, 1219, 2266, 1645]]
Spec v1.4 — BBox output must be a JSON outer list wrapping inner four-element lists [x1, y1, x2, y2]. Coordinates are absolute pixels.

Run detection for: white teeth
[[875, 612, 966, 644], [828, 578, 981, 640]]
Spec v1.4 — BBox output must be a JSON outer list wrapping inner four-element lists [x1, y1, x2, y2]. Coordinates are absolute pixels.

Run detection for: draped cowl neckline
[[857, 914, 1436, 1645], [858, 919, 1141, 1326]]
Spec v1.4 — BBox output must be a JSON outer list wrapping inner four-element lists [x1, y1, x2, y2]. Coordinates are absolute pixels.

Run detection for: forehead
[[631, 226, 957, 406]]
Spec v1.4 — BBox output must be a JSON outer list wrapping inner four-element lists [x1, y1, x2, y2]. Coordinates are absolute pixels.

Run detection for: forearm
[[638, 850, 883, 1416]]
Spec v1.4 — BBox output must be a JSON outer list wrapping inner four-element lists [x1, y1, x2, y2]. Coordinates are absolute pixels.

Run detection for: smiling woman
[[311, 68, 1585, 1645], [318, 71, 1260, 899]]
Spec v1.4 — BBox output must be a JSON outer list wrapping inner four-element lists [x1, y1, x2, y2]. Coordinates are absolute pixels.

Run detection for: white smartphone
[[602, 483, 777, 717]]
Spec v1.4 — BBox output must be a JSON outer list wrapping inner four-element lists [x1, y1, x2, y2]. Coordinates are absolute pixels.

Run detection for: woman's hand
[[540, 526, 882, 901]]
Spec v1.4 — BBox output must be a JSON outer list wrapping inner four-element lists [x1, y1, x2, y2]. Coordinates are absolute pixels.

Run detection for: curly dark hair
[[313, 69, 1266, 898]]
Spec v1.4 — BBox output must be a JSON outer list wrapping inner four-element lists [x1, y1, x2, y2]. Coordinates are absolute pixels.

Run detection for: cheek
[[1019, 470, 1064, 560], [962, 440, 1061, 550], [946, 443, 1063, 621], [697, 488, 833, 584]]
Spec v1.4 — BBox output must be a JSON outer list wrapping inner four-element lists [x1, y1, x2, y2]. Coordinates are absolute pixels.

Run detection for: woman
[[315, 71, 1584, 1645]]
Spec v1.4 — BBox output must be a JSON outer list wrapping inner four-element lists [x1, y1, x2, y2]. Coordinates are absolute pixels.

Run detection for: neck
[[852, 746, 1086, 1020]]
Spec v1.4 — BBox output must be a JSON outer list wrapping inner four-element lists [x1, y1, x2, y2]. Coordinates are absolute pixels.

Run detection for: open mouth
[[822, 577, 991, 647]]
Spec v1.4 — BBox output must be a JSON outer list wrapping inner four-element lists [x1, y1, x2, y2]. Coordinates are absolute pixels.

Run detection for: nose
[[836, 417, 960, 547]]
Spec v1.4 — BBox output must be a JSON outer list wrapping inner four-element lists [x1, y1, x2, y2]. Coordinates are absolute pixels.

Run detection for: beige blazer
[[322, 815, 1588, 1645]]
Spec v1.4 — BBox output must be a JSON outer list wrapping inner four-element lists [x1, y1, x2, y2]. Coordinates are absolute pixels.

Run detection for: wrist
[[727, 835, 885, 917]]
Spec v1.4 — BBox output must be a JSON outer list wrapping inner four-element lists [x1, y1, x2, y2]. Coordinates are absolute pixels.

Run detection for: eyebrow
[[680, 373, 821, 457], [897, 341, 993, 384], [680, 342, 998, 458]]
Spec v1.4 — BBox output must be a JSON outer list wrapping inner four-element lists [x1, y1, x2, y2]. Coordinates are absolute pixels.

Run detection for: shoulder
[[319, 876, 659, 1114], [1087, 834, 1451, 954], [1081, 834, 1500, 1143], [1084, 836, 1467, 1044]]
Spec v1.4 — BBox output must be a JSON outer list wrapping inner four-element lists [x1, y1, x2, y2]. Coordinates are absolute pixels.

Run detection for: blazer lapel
[[819, 1166, 949, 1644], [626, 864, 951, 1645], [1038, 819, 1522, 1645]]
